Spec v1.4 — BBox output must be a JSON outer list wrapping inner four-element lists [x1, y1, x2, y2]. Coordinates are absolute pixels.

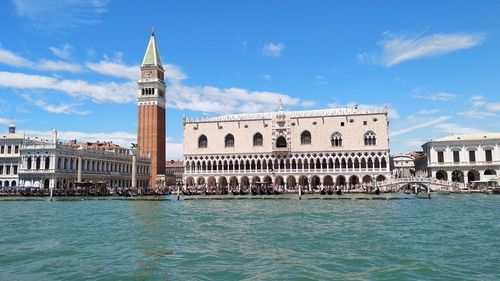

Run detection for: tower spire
[[141, 28, 162, 67]]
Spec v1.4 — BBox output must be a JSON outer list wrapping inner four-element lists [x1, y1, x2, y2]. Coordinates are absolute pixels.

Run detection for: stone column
[[77, 156, 82, 182], [131, 151, 137, 189]]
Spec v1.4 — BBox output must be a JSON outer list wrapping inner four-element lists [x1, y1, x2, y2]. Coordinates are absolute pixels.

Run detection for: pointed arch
[[301, 130, 312, 145], [198, 134, 208, 148], [253, 132, 263, 146]]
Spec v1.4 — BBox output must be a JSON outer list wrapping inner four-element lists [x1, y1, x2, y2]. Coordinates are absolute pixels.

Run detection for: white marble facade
[[422, 134, 500, 184], [183, 105, 391, 189]]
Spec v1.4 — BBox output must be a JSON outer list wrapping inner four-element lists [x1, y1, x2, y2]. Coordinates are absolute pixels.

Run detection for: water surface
[[1, 195, 499, 280]]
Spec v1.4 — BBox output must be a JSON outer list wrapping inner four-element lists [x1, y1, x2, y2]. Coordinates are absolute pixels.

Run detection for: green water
[[1, 195, 499, 280]]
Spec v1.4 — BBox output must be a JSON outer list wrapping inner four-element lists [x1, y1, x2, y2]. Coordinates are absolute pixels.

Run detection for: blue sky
[[1, 0, 499, 159]]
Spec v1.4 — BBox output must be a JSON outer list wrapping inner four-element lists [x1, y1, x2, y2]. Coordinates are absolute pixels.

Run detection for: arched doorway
[[323, 175, 334, 186], [451, 170, 464, 183], [219, 177, 228, 190], [275, 176, 284, 186], [310, 176, 321, 189], [229, 176, 238, 188], [362, 175, 372, 183], [207, 176, 216, 187], [436, 170, 448, 181], [298, 175, 308, 187], [263, 176, 272, 186], [251, 176, 260, 185], [240, 176, 250, 187], [43, 179, 50, 189], [485, 169, 497, 176], [286, 176, 296, 189], [336, 175, 346, 186], [467, 170, 480, 183], [186, 177, 195, 187], [349, 175, 359, 185], [376, 175, 386, 182], [197, 177, 206, 185]]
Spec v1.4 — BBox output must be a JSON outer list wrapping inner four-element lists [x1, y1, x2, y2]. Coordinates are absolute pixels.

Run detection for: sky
[[0, 0, 499, 159]]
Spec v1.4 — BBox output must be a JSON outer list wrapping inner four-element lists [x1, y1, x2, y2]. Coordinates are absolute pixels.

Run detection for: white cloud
[[261, 74, 272, 81], [0, 46, 81, 73], [167, 142, 183, 160], [86, 60, 138, 80], [13, 0, 109, 31], [315, 75, 327, 85], [168, 84, 301, 114], [359, 32, 485, 67], [434, 123, 486, 135], [263, 42, 285, 57], [390, 116, 452, 137], [49, 44, 73, 60], [0, 71, 136, 104], [0, 47, 34, 68], [458, 110, 495, 119], [38, 60, 82, 73], [412, 92, 457, 101], [0, 118, 11, 126], [21, 95, 90, 116], [417, 109, 440, 115]]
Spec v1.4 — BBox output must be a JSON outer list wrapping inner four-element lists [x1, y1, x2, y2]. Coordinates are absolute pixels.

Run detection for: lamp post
[[131, 143, 138, 191]]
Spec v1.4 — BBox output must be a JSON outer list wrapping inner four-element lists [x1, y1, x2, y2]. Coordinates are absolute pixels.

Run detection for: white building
[[421, 134, 500, 185], [0, 123, 27, 187], [390, 153, 415, 178], [183, 104, 391, 189], [19, 133, 151, 189]]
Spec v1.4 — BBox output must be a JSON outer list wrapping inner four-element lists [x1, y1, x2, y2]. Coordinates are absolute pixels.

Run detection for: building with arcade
[[421, 133, 500, 185], [183, 104, 391, 190]]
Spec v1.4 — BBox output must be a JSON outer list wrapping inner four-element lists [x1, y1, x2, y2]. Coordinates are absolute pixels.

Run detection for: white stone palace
[[422, 133, 500, 185], [1, 124, 151, 189], [183, 104, 391, 190], [19, 133, 151, 189]]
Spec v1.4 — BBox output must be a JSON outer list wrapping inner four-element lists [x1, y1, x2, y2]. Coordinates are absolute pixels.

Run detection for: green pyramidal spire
[[141, 27, 163, 68]]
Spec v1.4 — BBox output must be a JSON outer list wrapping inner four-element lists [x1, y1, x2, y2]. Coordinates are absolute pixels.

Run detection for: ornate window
[[225, 134, 234, 147], [253, 133, 263, 146], [331, 132, 342, 147], [301, 131, 312, 145], [364, 131, 376, 145], [198, 135, 208, 148], [276, 136, 287, 148]]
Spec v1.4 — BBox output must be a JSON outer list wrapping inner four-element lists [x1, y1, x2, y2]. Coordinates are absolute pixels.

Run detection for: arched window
[[364, 131, 376, 145], [301, 131, 312, 145], [253, 133, 263, 146], [225, 134, 234, 147], [198, 135, 208, 148], [276, 136, 287, 148], [331, 132, 342, 147]]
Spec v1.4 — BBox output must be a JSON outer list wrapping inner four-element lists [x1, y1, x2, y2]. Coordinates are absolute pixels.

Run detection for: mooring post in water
[[298, 186, 302, 200], [427, 186, 431, 199], [177, 186, 180, 201], [49, 187, 53, 201], [414, 183, 418, 195]]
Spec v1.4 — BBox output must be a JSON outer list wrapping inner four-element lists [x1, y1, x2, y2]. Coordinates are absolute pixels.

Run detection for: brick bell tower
[[137, 27, 166, 187]]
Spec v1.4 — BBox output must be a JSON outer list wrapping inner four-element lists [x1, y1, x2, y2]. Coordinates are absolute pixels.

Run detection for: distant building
[[165, 160, 183, 186], [421, 134, 500, 184], [183, 104, 391, 189], [0, 122, 30, 187], [1, 125, 151, 189], [390, 153, 415, 178]]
